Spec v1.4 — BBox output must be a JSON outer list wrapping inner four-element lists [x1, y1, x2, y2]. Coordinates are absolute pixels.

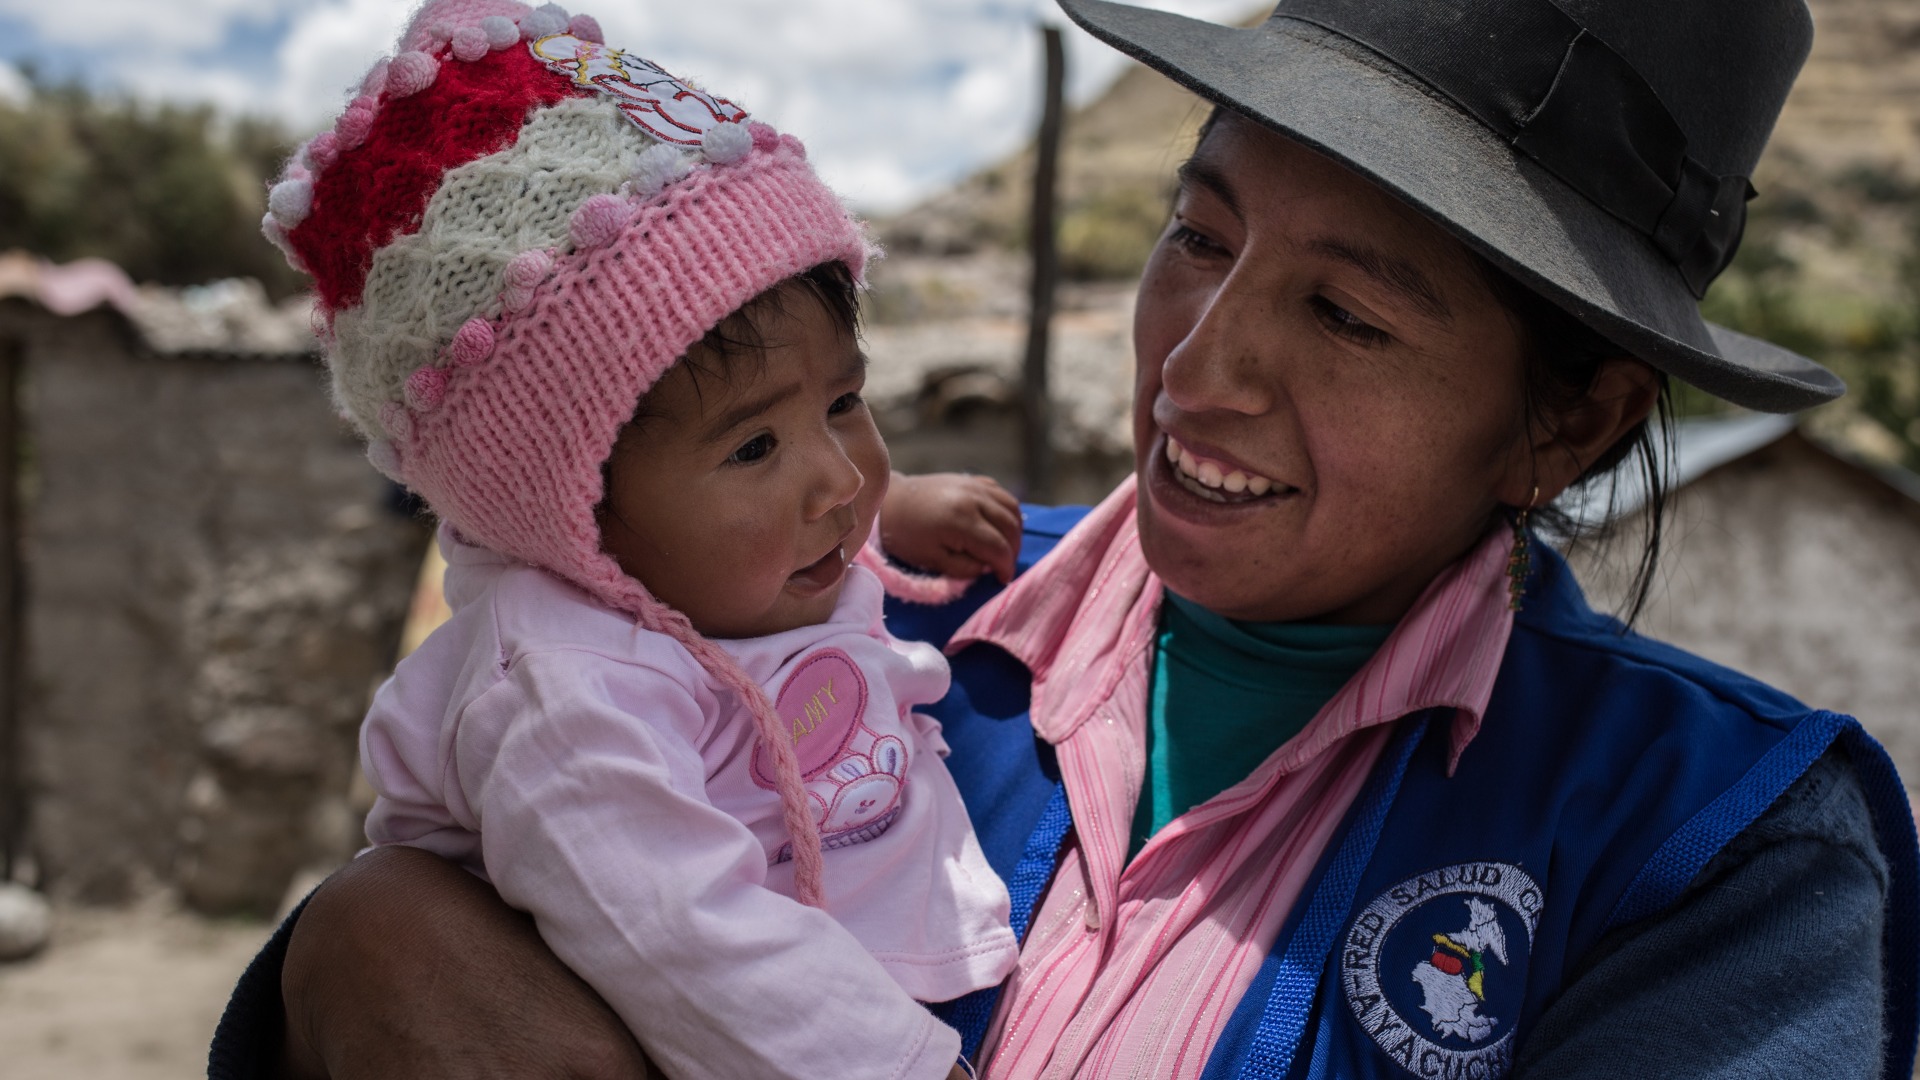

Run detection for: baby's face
[[598, 290, 888, 639]]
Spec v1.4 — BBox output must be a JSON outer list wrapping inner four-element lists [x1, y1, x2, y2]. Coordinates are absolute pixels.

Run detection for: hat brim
[[1058, 0, 1843, 413]]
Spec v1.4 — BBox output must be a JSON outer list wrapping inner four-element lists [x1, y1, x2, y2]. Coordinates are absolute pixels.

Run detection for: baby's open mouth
[[1165, 435, 1294, 504], [788, 543, 849, 594]]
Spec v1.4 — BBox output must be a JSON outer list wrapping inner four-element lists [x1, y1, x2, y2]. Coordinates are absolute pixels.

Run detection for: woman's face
[[1133, 113, 1540, 624]]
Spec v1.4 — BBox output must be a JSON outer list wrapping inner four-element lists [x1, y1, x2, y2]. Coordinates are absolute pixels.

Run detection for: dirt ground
[[0, 901, 272, 1080]]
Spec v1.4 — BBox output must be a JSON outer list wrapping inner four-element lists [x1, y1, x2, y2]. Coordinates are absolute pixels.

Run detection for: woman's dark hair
[[1477, 261, 1675, 627]]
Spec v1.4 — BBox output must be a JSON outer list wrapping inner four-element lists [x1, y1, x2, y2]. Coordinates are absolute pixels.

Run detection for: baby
[[261, 3, 1022, 1077]]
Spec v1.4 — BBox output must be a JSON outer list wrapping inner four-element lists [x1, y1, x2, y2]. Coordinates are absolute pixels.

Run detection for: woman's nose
[[1160, 280, 1279, 417]]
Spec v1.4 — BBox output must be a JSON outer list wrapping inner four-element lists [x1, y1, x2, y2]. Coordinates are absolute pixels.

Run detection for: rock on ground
[[0, 882, 52, 959]]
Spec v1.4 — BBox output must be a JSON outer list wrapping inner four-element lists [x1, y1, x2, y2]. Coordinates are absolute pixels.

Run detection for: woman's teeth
[[1165, 436, 1279, 499]]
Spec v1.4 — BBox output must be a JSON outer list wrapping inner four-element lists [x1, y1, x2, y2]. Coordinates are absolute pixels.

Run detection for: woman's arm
[[259, 845, 651, 1080], [1515, 749, 1889, 1078]]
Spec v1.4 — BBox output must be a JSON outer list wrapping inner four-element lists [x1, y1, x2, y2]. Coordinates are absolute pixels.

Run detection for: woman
[[212, 0, 1917, 1076]]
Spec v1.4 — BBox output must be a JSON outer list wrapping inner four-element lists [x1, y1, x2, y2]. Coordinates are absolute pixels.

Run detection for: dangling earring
[[1507, 486, 1538, 611]]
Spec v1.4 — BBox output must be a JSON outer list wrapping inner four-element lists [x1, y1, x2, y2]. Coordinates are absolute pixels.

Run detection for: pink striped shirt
[[949, 478, 1516, 1078]]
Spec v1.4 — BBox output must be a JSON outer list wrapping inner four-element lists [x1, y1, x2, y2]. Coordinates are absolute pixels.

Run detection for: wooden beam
[[0, 335, 20, 882], [1022, 24, 1066, 502]]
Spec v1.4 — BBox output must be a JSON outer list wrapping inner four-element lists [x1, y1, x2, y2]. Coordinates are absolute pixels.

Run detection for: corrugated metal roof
[[1558, 411, 1920, 526], [0, 251, 316, 357]]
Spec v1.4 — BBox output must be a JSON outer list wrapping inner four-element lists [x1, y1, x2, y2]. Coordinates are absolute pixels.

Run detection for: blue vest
[[890, 506, 1919, 1079]]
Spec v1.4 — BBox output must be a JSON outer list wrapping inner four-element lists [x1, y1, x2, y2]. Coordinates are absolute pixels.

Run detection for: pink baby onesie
[[360, 527, 1019, 1080]]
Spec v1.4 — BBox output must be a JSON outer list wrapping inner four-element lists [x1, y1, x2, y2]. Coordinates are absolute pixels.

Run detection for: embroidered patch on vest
[[1342, 862, 1543, 1077], [529, 33, 748, 145]]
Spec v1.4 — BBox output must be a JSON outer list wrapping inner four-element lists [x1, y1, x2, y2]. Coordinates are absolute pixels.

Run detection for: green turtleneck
[[1128, 592, 1393, 858]]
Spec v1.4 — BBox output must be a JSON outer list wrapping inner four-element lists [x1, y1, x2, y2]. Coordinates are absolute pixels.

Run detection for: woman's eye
[[828, 391, 862, 416], [1310, 296, 1391, 346], [1168, 223, 1227, 258], [728, 433, 775, 464]]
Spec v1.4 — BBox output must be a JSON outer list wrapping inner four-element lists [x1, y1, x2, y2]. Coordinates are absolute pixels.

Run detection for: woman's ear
[[1506, 358, 1660, 505]]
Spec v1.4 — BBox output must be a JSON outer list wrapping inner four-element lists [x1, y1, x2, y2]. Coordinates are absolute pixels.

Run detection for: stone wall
[[0, 300, 427, 914]]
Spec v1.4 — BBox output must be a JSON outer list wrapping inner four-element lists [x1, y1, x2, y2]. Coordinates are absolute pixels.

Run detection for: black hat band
[[1276, 0, 1751, 298]]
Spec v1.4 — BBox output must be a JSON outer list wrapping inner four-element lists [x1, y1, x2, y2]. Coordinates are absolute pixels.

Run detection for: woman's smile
[[1162, 432, 1291, 501]]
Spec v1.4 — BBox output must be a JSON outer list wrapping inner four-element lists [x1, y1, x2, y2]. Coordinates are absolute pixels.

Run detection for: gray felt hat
[[1057, 0, 1842, 413]]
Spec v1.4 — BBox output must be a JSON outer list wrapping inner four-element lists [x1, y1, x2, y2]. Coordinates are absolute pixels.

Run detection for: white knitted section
[[330, 95, 658, 439]]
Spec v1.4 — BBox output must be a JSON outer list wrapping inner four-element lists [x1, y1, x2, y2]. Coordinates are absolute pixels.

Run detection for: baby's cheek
[[702, 523, 808, 629]]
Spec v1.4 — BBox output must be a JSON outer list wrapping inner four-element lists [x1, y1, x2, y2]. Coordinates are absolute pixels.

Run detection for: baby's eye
[[728, 433, 775, 464], [828, 391, 862, 416]]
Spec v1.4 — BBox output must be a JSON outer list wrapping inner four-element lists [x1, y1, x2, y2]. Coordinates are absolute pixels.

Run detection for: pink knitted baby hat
[[263, 0, 882, 905]]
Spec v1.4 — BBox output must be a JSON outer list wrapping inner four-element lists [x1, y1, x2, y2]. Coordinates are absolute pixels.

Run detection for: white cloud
[[0, 60, 28, 106], [0, 0, 312, 51], [273, 0, 412, 127], [11, 0, 1262, 209], [109, 55, 269, 119], [563, 0, 1262, 209]]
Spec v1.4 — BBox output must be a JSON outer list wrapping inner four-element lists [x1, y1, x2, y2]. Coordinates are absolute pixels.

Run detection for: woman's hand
[[879, 472, 1023, 583], [279, 845, 651, 1080]]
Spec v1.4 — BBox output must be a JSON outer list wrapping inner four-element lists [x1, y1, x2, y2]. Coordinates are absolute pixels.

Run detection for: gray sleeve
[[1514, 747, 1891, 1079]]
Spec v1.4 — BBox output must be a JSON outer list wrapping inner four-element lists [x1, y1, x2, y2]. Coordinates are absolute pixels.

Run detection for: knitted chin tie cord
[[634, 595, 828, 906], [854, 539, 975, 606]]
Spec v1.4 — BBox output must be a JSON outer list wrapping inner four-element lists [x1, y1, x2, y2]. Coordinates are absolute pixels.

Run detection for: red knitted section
[[291, 45, 587, 313]]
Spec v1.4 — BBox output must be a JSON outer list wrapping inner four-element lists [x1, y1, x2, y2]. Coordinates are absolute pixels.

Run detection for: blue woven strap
[[1606, 712, 1918, 1079], [933, 780, 1075, 1062], [1608, 709, 1850, 928], [1241, 716, 1430, 1080], [1603, 711, 1918, 1079]]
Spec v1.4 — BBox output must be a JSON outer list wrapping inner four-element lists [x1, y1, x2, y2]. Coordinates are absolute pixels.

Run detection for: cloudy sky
[[0, 0, 1257, 210]]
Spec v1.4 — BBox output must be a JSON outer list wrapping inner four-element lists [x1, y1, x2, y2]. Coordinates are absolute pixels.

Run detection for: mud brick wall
[[0, 301, 426, 914]]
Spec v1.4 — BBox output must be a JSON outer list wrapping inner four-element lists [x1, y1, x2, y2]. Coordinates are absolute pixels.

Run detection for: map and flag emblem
[[1341, 862, 1543, 1076]]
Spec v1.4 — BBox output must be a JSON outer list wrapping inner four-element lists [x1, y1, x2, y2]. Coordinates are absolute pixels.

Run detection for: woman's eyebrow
[[1175, 158, 1244, 222], [842, 347, 869, 380], [1305, 237, 1452, 325]]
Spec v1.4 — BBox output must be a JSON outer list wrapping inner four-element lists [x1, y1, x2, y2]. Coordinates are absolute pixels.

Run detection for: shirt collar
[[949, 479, 1515, 773]]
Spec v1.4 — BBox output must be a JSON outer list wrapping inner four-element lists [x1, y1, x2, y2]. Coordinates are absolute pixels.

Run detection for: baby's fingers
[[951, 512, 1017, 583], [976, 486, 1023, 551]]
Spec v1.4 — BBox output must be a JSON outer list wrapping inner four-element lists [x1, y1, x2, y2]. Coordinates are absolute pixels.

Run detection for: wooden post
[[0, 337, 19, 882], [1022, 25, 1066, 502]]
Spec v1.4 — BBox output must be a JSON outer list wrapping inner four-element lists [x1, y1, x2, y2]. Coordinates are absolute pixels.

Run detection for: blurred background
[[0, 0, 1914, 1076]]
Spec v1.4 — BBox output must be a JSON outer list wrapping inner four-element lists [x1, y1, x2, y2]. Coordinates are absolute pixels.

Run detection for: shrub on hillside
[[0, 77, 301, 298]]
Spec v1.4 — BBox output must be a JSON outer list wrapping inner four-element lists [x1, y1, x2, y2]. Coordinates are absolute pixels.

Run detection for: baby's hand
[[880, 472, 1023, 584]]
